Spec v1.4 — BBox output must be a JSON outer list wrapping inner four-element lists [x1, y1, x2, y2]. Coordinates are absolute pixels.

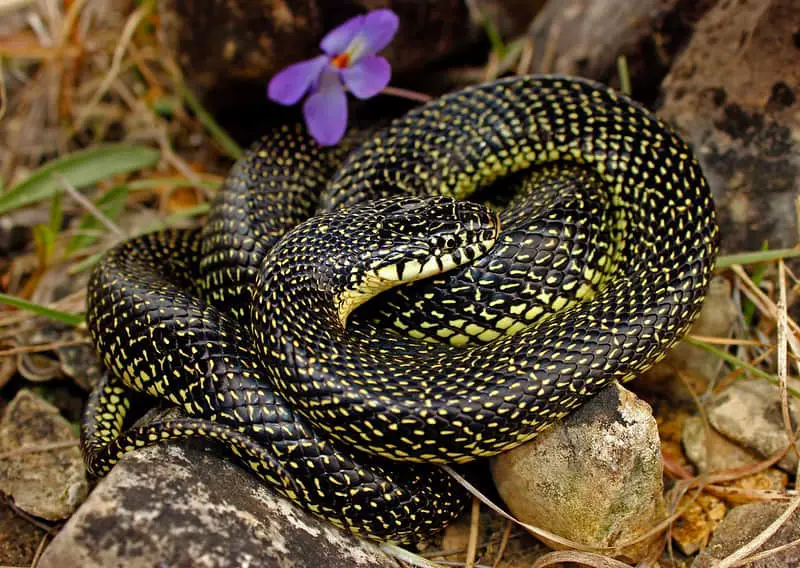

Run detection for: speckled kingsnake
[[81, 75, 720, 544]]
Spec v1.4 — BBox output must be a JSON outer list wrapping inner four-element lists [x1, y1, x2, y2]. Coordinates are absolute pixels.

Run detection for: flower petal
[[357, 9, 399, 54], [341, 55, 391, 99], [267, 55, 328, 105], [302, 80, 348, 146], [320, 14, 365, 55]]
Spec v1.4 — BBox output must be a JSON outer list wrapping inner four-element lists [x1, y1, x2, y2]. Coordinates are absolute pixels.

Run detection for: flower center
[[331, 53, 350, 69]]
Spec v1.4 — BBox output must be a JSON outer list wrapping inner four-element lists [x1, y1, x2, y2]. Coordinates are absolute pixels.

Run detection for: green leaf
[[716, 247, 800, 268], [32, 224, 56, 266], [67, 185, 130, 255], [483, 16, 506, 58], [49, 190, 63, 233], [0, 144, 160, 214], [0, 293, 84, 326]]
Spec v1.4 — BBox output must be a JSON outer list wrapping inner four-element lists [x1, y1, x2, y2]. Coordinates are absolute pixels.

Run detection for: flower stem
[[381, 86, 433, 103]]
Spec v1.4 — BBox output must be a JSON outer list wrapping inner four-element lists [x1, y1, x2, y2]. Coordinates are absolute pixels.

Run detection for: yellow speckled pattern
[[82, 75, 719, 544]]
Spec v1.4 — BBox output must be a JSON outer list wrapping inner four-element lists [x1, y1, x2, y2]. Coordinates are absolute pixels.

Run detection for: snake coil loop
[[82, 75, 719, 543]]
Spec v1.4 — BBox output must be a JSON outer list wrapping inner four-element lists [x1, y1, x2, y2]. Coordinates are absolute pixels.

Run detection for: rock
[[707, 379, 800, 473], [0, 390, 88, 520], [671, 493, 727, 556], [658, 410, 698, 477], [693, 502, 800, 567], [522, 0, 715, 104], [681, 415, 761, 473], [490, 382, 664, 563], [643, 276, 737, 402], [38, 443, 396, 568], [659, 0, 800, 253]]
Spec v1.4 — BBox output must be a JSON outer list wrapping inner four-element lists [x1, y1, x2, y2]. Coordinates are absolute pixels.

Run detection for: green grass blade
[[684, 336, 800, 398], [178, 83, 243, 160], [0, 293, 84, 326], [0, 144, 160, 214], [716, 247, 800, 269], [616, 55, 631, 96], [127, 178, 222, 192]]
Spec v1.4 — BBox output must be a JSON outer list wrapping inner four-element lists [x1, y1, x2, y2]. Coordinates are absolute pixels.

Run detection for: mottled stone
[[659, 0, 800, 253], [490, 383, 664, 563], [0, 390, 87, 520], [693, 502, 800, 567], [522, 0, 715, 103], [38, 443, 396, 568], [707, 379, 800, 473], [681, 415, 761, 473]]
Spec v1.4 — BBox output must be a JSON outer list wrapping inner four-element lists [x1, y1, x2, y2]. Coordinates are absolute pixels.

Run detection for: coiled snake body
[[82, 76, 720, 544]]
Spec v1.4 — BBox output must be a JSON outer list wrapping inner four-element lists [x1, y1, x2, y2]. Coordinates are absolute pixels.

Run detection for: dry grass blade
[[733, 264, 800, 338], [715, 495, 800, 568], [381, 86, 433, 103], [0, 58, 6, 122], [776, 260, 799, 463], [688, 334, 771, 347], [728, 536, 800, 566], [531, 550, 632, 568], [7, 501, 56, 534], [76, 0, 152, 127], [30, 532, 50, 568], [441, 464, 685, 554], [379, 543, 447, 568], [56, 173, 125, 237], [0, 337, 89, 356], [440, 464, 608, 552]]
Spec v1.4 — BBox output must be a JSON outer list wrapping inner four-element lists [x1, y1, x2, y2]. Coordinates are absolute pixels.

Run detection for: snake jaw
[[332, 200, 500, 328], [335, 234, 499, 327]]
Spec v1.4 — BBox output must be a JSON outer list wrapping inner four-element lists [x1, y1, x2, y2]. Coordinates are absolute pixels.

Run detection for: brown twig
[[490, 520, 513, 568], [465, 497, 481, 568], [0, 337, 89, 356]]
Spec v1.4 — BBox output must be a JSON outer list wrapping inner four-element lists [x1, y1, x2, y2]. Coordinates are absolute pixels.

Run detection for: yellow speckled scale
[[81, 75, 719, 544]]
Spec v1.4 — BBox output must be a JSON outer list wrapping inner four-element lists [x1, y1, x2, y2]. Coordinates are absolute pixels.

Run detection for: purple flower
[[267, 9, 399, 146]]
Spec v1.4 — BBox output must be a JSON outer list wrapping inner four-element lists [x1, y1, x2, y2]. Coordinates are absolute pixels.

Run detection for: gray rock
[[682, 415, 761, 473], [693, 502, 800, 567], [38, 442, 396, 568], [0, 390, 88, 520], [708, 379, 800, 473], [659, 0, 800, 254], [490, 382, 664, 563]]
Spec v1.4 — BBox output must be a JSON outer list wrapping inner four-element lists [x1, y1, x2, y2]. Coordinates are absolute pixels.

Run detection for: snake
[[81, 75, 720, 545]]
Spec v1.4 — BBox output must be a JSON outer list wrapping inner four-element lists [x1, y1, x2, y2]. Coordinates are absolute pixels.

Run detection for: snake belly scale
[[82, 75, 720, 543]]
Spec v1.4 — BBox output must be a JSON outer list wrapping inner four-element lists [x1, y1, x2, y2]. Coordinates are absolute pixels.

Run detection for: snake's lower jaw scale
[[82, 75, 719, 543]]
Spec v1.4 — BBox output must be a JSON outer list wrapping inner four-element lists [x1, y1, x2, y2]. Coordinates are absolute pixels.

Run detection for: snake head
[[336, 195, 500, 326]]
